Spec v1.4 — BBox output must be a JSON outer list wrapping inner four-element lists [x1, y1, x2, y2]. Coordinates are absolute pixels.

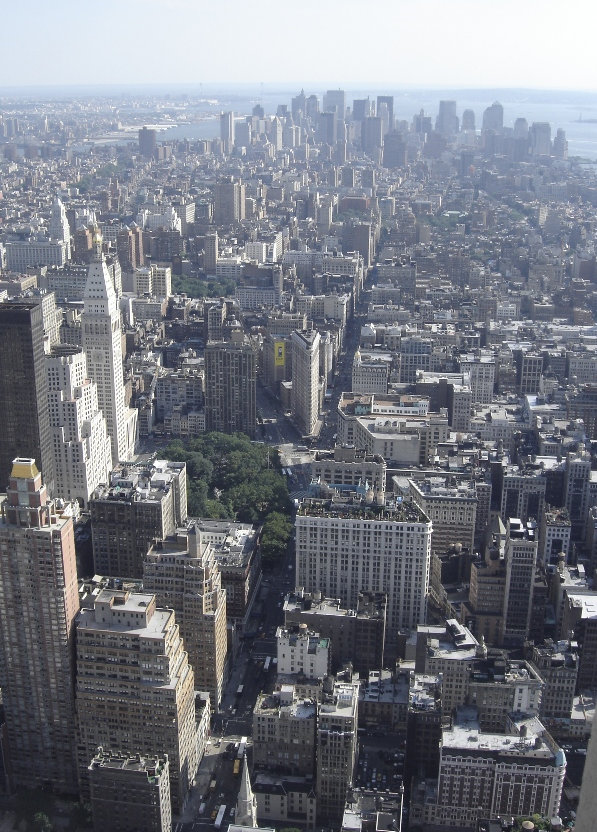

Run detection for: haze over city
[[4, 0, 596, 89], [3, 2, 597, 831]]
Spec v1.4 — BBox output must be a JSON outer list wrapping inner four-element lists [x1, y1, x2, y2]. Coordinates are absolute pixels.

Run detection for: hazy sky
[[3, 0, 595, 90]]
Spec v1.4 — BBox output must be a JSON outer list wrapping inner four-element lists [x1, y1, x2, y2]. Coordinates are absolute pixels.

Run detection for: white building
[[295, 494, 431, 638], [81, 231, 137, 463], [49, 198, 71, 260], [46, 345, 112, 507], [459, 354, 496, 405], [133, 264, 172, 300], [5, 240, 68, 271], [276, 625, 330, 678], [351, 349, 390, 395]]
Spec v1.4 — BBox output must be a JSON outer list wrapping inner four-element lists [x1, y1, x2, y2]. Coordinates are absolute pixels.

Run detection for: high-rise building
[[0, 301, 55, 493], [316, 679, 359, 826], [253, 687, 317, 776], [461, 109, 476, 131], [382, 131, 407, 168], [89, 750, 172, 832], [295, 493, 431, 639], [500, 468, 546, 526], [49, 197, 72, 259], [82, 230, 137, 463], [214, 177, 245, 224], [323, 89, 345, 121], [376, 95, 394, 132], [409, 477, 477, 556], [564, 450, 591, 539], [204, 337, 256, 438], [204, 232, 219, 273], [138, 126, 157, 158], [317, 111, 337, 145], [90, 460, 187, 579], [47, 344, 112, 506], [361, 117, 383, 156], [436, 100, 459, 135], [220, 111, 234, 145], [482, 101, 504, 132], [502, 518, 539, 646], [352, 98, 372, 121], [144, 524, 228, 709], [290, 330, 320, 437], [530, 121, 552, 156], [76, 589, 198, 811], [0, 458, 79, 792]]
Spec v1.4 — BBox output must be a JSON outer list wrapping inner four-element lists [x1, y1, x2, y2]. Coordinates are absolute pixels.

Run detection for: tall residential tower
[[0, 458, 79, 792]]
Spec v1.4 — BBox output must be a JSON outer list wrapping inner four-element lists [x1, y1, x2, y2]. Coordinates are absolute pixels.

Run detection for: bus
[[237, 736, 247, 760], [233, 759, 241, 776], [214, 805, 227, 829], [236, 684, 244, 697], [263, 656, 271, 672]]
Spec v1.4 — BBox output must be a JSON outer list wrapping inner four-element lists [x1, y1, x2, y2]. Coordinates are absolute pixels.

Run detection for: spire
[[84, 228, 116, 307], [236, 757, 257, 827]]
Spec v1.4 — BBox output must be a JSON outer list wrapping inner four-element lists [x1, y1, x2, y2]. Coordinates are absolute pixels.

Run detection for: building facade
[[0, 301, 55, 492], [291, 330, 321, 437], [47, 344, 112, 506], [143, 525, 228, 709], [204, 338, 256, 439], [76, 589, 198, 812], [81, 232, 137, 463], [295, 494, 431, 641], [0, 459, 79, 792]]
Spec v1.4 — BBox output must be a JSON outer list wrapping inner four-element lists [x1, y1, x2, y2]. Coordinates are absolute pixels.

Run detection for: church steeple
[[236, 757, 257, 827]]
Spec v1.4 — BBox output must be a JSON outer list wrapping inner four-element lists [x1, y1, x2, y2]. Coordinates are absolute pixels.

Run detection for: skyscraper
[[361, 116, 383, 156], [214, 177, 245, 224], [290, 329, 320, 437], [0, 301, 55, 492], [204, 336, 256, 438], [76, 588, 198, 811], [0, 458, 79, 792], [220, 111, 235, 144], [502, 518, 539, 646], [144, 524, 228, 709], [82, 230, 137, 463], [482, 101, 504, 132], [323, 89, 346, 121], [436, 100, 459, 135], [316, 679, 359, 826], [47, 344, 112, 507], [376, 94, 394, 132], [138, 127, 157, 159], [49, 197, 72, 259]]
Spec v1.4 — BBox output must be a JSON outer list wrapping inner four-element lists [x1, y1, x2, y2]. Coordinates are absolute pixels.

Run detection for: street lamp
[[398, 782, 404, 832]]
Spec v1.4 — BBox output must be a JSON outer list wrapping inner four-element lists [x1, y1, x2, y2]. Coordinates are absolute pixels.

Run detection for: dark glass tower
[[0, 302, 55, 492]]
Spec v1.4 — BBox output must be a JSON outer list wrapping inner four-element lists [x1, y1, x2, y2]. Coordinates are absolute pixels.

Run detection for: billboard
[[274, 341, 285, 367]]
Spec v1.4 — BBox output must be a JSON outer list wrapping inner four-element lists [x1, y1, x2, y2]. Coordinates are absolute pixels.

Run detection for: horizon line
[[1, 82, 597, 94]]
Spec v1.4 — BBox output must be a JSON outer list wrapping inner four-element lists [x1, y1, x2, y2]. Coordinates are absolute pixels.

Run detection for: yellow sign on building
[[274, 341, 285, 367]]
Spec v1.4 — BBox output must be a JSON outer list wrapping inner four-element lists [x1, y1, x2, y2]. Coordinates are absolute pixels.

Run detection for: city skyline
[[4, 0, 596, 90]]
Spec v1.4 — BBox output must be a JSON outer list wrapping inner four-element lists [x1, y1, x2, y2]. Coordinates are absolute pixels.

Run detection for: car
[[211, 811, 218, 820]]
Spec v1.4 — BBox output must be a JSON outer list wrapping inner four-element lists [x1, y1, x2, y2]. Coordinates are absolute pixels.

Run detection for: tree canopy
[[163, 432, 294, 563]]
